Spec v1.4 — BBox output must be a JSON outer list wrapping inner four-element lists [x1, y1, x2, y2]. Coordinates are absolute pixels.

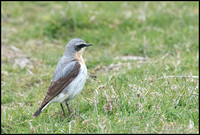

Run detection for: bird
[[33, 38, 92, 118]]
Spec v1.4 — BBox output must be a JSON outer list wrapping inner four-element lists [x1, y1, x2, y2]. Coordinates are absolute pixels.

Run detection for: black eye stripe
[[75, 44, 86, 51], [79, 44, 86, 48]]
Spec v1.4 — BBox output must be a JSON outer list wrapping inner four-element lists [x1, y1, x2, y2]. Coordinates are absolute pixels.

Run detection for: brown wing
[[37, 62, 80, 111]]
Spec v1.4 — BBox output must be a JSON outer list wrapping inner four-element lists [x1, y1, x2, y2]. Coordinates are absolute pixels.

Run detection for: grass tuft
[[1, 1, 199, 134]]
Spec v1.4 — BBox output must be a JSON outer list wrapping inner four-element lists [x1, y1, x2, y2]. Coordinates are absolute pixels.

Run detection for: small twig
[[143, 36, 149, 58], [158, 75, 199, 80], [166, 75, 198, 79], [151, 52, 169, 63]]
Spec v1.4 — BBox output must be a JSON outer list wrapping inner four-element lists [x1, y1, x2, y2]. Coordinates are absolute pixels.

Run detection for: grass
[[1, 1, 199, 133]]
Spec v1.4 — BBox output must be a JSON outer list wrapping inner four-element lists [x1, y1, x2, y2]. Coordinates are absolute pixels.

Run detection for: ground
[[1, 1, 199, 133]]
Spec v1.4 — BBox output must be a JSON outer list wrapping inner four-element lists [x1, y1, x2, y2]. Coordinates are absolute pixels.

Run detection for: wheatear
[[33, 38, 92, 118]]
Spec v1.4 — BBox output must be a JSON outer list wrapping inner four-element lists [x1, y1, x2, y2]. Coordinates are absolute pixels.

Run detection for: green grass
[[1, 1, 199, 133]]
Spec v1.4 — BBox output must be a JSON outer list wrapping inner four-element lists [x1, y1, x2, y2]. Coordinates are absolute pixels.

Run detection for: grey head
[[64, 38, 92, 57]]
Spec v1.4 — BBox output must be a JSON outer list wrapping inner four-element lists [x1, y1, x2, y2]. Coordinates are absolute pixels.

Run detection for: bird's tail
[[33, 108, 42, 118], [33, 97, 50, 118], [33, 101, 50, 118]]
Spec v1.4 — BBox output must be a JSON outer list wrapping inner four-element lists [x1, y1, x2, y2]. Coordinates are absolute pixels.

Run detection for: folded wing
[[33, 61, 80, 118]]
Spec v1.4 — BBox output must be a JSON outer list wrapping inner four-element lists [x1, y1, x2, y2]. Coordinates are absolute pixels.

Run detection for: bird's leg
[[65, 102, 71, 114], [60, 103, 66, 117]]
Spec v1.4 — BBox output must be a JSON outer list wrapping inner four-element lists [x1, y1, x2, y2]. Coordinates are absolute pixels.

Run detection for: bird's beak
[[85, 44, 93, 47]]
